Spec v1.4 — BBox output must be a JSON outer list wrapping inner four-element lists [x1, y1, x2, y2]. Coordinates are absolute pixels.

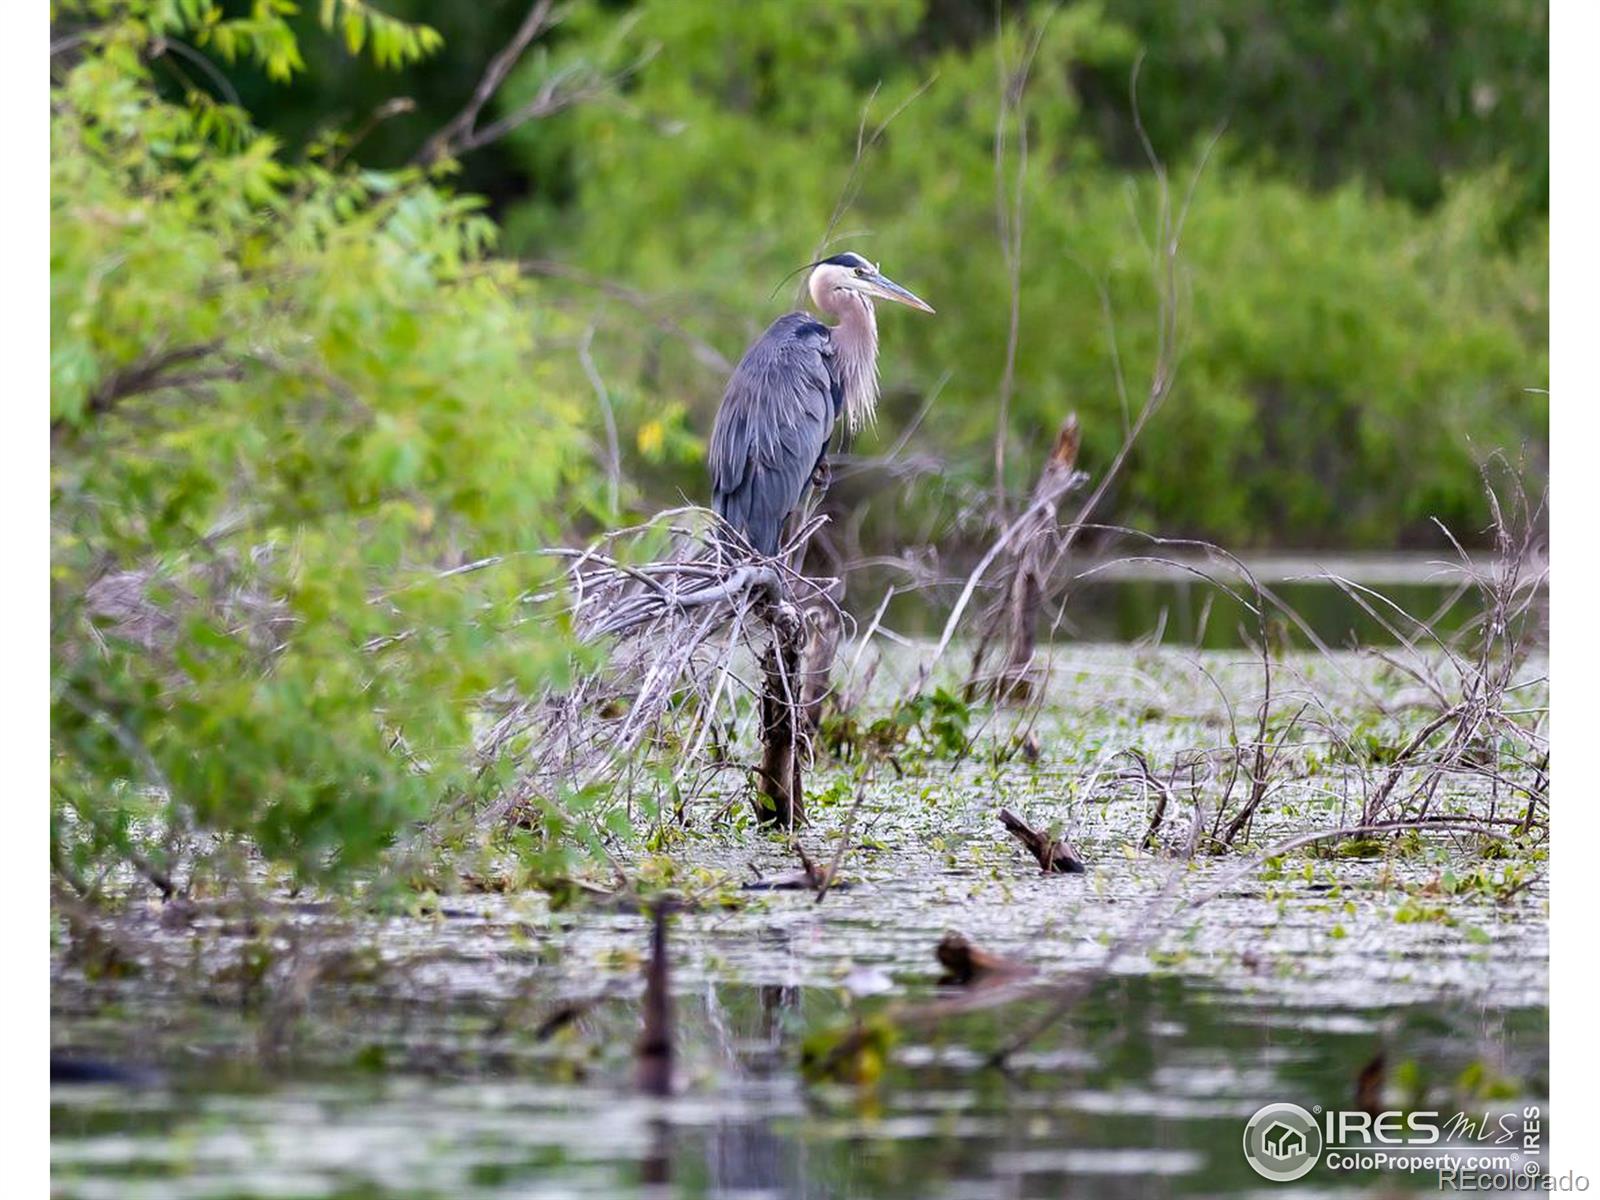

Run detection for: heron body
[[709, 252, 933, 557]]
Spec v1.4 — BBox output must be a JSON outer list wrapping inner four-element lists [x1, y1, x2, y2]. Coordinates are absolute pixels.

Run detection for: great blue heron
[[709, 251, 934, 557]]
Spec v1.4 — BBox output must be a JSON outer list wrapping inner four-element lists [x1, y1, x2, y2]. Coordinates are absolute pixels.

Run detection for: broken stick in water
[[998, 807, 1085, 873]]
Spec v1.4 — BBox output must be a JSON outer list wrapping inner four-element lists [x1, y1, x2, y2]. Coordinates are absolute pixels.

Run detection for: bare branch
[[578, 326, 622, 519], [57, 340, 241, 434], [415, 0, 557, 164], [415, 2, 651, 165], [990, 5, 1058, 517]]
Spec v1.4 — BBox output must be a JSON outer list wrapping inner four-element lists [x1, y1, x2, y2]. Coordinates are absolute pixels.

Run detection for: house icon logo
[[1243, 1103, 1321, 1181], [1262, 1121, 1307, 1160]]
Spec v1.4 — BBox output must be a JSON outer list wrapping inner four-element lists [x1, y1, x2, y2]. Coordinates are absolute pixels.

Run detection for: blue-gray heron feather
[[709, 312, 840, 556]]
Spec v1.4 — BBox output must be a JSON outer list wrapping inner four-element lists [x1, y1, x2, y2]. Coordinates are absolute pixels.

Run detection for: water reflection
[[850, 554, 1536, 650], [52, 974, 1546, 1199]]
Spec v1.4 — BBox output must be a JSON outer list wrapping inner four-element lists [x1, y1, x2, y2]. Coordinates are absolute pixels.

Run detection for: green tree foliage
[[498, 0, 1546, 548], [234, 2, 1548, 228], [51, 2, 598, 886], [1072, 0, 1548, 225]]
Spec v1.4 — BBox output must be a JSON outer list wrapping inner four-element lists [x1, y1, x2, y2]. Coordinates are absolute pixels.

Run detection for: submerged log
[[755, 602, 806, 827], [935, 932, 1035, 986], [741, 843, 849, 892], [998, 807, 1086, 873]]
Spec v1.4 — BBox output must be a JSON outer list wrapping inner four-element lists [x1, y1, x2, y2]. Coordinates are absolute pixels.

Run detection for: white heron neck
[[828, 292, 879, 435]]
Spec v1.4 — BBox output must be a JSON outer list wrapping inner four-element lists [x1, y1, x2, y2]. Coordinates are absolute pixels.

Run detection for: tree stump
[[756, 602, 806, 828], [967, 414, 1084, 703]]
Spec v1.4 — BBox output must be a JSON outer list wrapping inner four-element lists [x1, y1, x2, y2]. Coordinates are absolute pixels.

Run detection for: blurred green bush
[[51, 3, 600, 886]]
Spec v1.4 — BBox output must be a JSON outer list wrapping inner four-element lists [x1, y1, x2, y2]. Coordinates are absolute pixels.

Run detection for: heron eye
[[854, 267, 869, 277]]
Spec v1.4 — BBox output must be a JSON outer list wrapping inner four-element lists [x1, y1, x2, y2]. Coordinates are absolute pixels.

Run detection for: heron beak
[[861, 271, 935, 314]]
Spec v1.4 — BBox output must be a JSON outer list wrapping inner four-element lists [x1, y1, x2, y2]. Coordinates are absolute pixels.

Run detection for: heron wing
[[709, 313, 838, 556]]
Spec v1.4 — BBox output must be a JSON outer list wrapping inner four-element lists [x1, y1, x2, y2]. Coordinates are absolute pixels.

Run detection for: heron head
[[809, 252, 935, 315]]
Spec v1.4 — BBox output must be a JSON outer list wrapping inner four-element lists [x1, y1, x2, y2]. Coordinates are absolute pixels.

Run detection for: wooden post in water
[[635, 905, 673, 1096]]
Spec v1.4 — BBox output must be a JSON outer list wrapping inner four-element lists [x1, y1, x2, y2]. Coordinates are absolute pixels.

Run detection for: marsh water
[[859, 553, 1512, 649], [52, 565, 1549, 1199], [52, 892, 1547, 1199]]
